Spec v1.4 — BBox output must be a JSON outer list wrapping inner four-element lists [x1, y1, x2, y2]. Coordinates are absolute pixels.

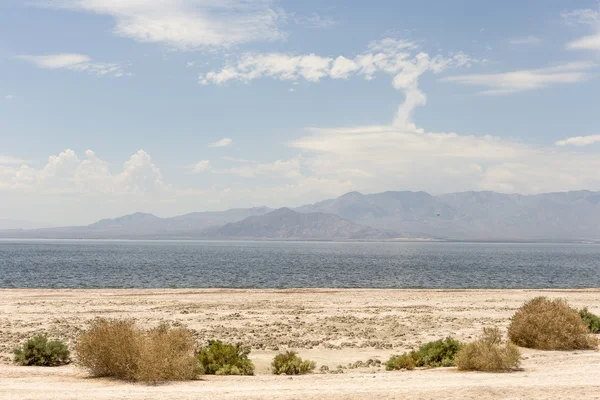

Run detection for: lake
[[1, 239, 599, 289]]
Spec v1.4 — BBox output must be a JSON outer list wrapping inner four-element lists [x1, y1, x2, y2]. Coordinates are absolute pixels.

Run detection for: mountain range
[[1, 190, 599, 241]]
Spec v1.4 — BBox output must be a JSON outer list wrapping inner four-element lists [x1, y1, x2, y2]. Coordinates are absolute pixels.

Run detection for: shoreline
[[1, 288, 600, 399]]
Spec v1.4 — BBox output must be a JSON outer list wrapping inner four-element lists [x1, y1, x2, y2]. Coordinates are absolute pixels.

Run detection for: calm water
[[0, 239, 599, 289]]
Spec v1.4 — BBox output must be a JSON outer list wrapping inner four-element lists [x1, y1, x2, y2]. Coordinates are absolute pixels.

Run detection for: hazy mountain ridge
[[298, 190, 600, 240], [202, 208, 405, 240], [1, 190, 599, 241]]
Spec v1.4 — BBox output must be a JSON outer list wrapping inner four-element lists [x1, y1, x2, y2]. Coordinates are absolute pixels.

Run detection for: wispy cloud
[[441, 62, 596, 95], [294, 13, 337, 29], [508, 36, 542, 45], [5, 95, 14, 100], [16, 53, 130, 77], [42, 0, 285, 51], [556, 134, 600, 146], [209, 138, 233, 148], [563, 5, 600, 50], [192, 160, 211, 173]]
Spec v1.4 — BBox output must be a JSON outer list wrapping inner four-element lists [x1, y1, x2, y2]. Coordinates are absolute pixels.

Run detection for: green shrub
[[13, 334, 70, 367], [76, 318, 200, 382], [196, 340, 255, 376], [271, 351, 316, 375], [579, 308, 600, 334], [386, 337, 463, 371], [508, 297, 598, 350], [455, 327, 521, 372], [414, 337, 463, 367]]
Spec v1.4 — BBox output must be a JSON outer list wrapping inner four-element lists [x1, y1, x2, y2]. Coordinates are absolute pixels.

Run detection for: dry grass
[[76, 319, 200, 383], [508, 297, 598, 350], [455, 327, 520, 372]]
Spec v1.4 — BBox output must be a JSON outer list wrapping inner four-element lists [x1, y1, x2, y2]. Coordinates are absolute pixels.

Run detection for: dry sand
[[1, 289, 599, 399]]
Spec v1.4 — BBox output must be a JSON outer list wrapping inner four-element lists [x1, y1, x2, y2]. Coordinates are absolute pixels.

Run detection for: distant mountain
[[297, 190, 600, 241], [1, 190, 599, 241], [0, 207, 273, 239], [0, 219, 53, 230], [201, 208, 406, 240]]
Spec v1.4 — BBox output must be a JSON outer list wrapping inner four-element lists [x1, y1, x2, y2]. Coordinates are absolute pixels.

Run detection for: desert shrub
[[76, 318, 200, 382], [135, 323, 201, 383], [455, 327, 521, 372], [13, 334, 70, 367], [579, 307, 600, 334], [386, 337, 463, 371], [413, 337, 463, 367], [508, 297, 598, 350], [271, 351, 316, 375], [385, 353, 417, 371], [196, 340, 254, 375]]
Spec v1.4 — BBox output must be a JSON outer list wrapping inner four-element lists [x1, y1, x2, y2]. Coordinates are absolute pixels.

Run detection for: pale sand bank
[[1, 289, 599, 399]]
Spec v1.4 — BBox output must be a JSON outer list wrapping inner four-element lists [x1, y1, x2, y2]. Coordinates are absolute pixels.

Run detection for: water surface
[[1, 239, 598, 289]]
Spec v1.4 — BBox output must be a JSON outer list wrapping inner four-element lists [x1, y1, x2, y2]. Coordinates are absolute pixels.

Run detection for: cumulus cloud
[[200, 38, 479, 127], [42, 0, 284, 50], [563, 5, 600, 50], [556, 134, 600, 147], [16, 53, 130, 77], [0, 149, 166, 194], [441, 62, 596, 95], [209, 138, 233, 147]]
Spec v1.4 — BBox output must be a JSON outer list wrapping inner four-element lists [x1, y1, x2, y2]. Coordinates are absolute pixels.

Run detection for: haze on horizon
[[2, 0, 600, 226]]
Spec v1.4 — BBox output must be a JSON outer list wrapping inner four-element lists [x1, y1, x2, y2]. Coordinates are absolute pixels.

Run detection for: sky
[[1, 0, 600, 225]]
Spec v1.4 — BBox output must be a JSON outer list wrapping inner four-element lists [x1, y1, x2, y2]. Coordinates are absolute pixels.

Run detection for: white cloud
[[43, 0, 285, 50], [287, 124, 600, 195], [16, 53, 130, 77], [0, 149, 166, 194], [200, 38, 479, 128], [192, 160, 211, 173], [563, 5, 600, 50], [568, 33, 600, 50], [294, 13, 337, 29], [508, 36, 542, 45], [441, 62, 596, 95], [209, 138, 233, 148], [556, 134, 600, 147], [5, 95, 14, 100]]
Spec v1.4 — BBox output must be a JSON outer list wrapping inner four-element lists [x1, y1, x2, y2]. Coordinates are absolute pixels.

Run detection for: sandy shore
[[1, 289, 600, 399]]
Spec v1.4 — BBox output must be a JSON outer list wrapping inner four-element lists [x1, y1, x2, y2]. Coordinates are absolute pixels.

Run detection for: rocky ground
[[1, 289, 600, 399]]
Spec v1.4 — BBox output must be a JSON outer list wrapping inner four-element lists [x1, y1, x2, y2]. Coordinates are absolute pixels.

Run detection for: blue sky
[[1, 0, 600, 225]]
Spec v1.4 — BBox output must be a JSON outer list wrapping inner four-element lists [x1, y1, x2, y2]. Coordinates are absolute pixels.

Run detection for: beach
[[1, 289, 599, 399]]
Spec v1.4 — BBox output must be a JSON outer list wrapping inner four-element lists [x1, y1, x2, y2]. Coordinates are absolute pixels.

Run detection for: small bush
[[196, 340, 255, 376], [455, 327, 521, 372], [13, 334, 70, 367], [508, 297, 598, 350], [76, 318, 200, 382], [386, 337, 463, 371], [136, 323, 201, 383], [579, 308, 600, 334], [385, 353, 417, 371], [413, 337, 463, 367], [271, 351, 316, 375]]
